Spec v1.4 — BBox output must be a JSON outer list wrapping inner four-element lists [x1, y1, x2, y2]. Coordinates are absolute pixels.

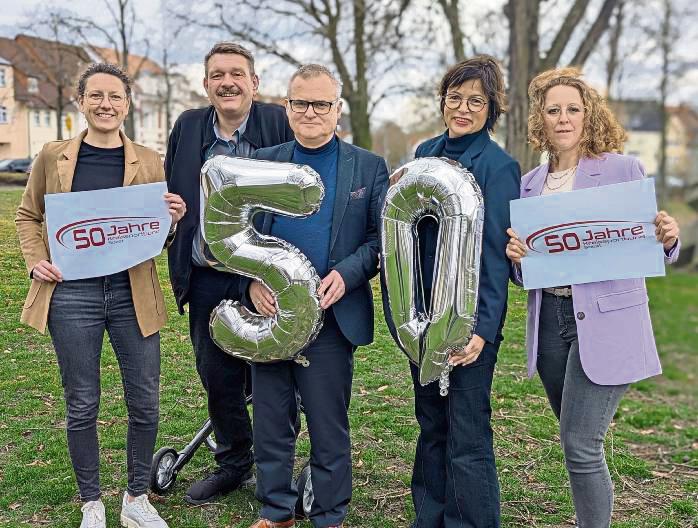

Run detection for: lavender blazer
[[514, 153, 680, 386]]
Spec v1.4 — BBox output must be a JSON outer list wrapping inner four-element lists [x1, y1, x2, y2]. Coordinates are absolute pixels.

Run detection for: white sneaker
[[80, 500, 106, 528], [120, 492, 169, 528]]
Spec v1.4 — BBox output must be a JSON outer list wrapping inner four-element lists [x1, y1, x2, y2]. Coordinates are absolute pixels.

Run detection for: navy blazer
[[242, 138, 389, 347], [165, 102, 294, 312], [395, 131, 521, 346]]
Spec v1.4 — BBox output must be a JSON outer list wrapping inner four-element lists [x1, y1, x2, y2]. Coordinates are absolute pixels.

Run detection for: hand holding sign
[[505, 228, 526, 265], [31, 260, 63, 283]]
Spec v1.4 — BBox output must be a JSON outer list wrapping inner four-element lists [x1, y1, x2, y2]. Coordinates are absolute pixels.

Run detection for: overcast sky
[[2, 0, 696, 125]]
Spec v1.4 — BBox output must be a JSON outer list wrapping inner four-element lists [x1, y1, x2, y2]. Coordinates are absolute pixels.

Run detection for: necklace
[[544, 166, 576, 191]]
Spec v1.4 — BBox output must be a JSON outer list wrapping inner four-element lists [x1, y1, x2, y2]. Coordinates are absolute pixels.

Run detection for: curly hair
[[527, 67, 626, 165], [438, 55, 507, 131]]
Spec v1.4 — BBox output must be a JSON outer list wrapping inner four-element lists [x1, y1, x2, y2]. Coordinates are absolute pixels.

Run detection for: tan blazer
[[15, 130, 168, 337]]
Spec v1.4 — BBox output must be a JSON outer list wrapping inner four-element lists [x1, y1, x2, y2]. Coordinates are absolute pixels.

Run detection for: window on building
[[27, 77, 39, 94], [34, 111, 40, 126], [0, 68, 5, 87], [0, 105, 7, 124], [45, 111, 51, 127]]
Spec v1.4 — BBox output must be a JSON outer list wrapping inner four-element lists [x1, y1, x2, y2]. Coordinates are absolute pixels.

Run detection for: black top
[[71, 142, 125, 192], [441, 127, 486, 161]]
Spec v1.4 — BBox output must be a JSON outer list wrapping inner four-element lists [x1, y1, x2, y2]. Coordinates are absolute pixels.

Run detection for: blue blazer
[[394, 131, 521, 347], [241, 138, 389, 347]]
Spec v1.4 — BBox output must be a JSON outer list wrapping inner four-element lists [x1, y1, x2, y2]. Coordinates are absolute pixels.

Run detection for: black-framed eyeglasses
[[84, 91, 127, 107], [441, 94, 487, 112], [287, 99, 339, 115]]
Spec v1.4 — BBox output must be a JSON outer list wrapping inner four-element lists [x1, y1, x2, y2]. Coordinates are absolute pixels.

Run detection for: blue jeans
[[410, 344, 500, 528], [537, 293, 628, 528], [48, 272, 160, 501]]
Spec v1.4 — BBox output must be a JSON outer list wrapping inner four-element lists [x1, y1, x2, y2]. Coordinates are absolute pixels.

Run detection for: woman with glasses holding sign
[[505, 68, 680, 528], [15, 63, 185, 528], [388, 56, 520, 528]]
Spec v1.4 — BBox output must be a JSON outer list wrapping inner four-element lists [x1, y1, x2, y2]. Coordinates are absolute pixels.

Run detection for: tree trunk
[[658, 0, 671, 208], [56, 92, 64, 140], [439, 0, 465, 61], [351, 0, 372, 149], [506, 0, 539, 172], [118, 0, 136, 139], [605, 1, 625, 96]]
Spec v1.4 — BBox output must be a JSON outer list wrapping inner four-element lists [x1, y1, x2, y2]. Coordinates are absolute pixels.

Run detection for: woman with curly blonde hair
[[505, 68, 680, 527]]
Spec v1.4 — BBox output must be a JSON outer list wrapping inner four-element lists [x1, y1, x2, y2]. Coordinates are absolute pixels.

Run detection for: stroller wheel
[[150, 447, 179, 494], [294, 461, 313, 520]]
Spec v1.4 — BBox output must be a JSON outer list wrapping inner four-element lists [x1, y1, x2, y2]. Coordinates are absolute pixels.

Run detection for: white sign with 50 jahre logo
[[45, 182, 171, 280], [510, 178, 665, 290]]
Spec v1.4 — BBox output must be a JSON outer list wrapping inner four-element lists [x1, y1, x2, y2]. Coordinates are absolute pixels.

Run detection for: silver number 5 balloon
[[201, 156, 325, 363], [381, 157, 484, 395]]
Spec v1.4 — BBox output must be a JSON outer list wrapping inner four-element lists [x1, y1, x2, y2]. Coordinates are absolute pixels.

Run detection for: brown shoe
[[249, 519, 295, 528]]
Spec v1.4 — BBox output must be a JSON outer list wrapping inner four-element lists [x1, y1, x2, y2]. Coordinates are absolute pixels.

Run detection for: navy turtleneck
[[270, 135, 339, 277], [441, 127, 487, 161]]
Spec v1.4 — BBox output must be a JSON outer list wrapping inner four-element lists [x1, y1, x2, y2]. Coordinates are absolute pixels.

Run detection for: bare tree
[[603, 0, 648, 99], [20, 11, 90, 140], [437, 0, 466, 62], [504, 0, 620, 171], [605, 0, 626, 96], [60, 0, 150, 138], [176, 0, 419, 150]]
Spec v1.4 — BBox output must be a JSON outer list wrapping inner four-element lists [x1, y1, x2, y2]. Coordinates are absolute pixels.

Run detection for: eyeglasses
[[84, 91, 127, 108], [287, 99, 339, 115], [441, 94, 487, 112]]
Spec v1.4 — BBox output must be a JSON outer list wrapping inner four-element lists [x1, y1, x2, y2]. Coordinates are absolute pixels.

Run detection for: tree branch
[[541, 0, 591, 70], [570, 0, 620, 66]]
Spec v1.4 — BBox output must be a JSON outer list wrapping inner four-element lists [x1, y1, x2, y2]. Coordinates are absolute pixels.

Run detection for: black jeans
[[537, 293, 628, 528], [48, 272, 160, 501], [410, 344, 500, 528], [188, 266, 253, 475], [252, 311, 354, 528]]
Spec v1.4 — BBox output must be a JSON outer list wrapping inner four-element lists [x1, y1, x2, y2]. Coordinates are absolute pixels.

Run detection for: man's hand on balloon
[[448, 334, 486, 367], [318, 270, 345, 309], [249, 280, 276, 316]]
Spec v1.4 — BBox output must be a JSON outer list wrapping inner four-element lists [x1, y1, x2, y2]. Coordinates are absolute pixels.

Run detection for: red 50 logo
[[543, 232, 582, 253], [73, 227, 107, 249], [526, 220, 646, 254], [55, 216, 160, 250]]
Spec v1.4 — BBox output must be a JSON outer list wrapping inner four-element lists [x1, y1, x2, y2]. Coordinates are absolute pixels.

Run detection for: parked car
[[0, 158, 32, 173]]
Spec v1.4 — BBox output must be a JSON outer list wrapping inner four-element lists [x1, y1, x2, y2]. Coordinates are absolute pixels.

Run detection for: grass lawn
[[0, 188, 696, 527]]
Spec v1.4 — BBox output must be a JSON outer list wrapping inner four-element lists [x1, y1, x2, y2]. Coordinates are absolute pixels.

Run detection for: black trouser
[[410, 344, 500, 528], [188, 266, 253, 475], [252, 311, 355, 528]]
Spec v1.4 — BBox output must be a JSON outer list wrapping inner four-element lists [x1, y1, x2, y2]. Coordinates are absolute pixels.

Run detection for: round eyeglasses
[[441, 94, 487, 113]]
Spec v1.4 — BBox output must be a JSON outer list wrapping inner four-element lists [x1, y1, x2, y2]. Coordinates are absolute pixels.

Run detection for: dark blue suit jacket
[[384, 131, 520, 348], [165, 102, 294, 312], [241, 138, 389, 347]]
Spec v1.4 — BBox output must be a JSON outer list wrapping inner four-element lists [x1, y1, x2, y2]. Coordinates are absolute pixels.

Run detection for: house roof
[[90, 46, 164, 77], [0, 34, 89, 110], [609, 99, 663, 132]]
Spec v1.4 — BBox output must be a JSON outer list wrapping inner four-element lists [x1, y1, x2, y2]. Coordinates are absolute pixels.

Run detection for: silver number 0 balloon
[[201, 156, 325, 363], [381, 158, 484, 394]]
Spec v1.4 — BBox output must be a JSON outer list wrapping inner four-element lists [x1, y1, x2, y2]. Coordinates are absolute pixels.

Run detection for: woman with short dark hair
[[396, 55, 520, 528], [15, 63, 186, 528]]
